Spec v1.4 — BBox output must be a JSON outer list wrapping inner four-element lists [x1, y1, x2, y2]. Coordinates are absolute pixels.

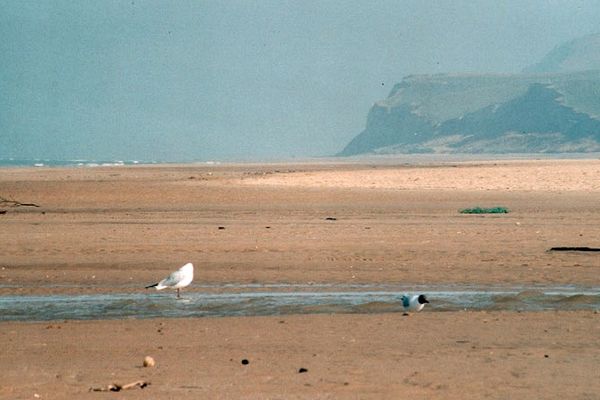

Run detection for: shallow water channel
[[1, 284, 599, 321]]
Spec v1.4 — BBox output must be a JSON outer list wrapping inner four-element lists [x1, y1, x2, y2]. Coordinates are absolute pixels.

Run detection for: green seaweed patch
[[460, 206, 509, 214]]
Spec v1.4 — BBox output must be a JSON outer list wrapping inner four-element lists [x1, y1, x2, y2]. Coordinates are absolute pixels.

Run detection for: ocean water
[[0, 284, 598, 321], [3, 153, 600, 168]]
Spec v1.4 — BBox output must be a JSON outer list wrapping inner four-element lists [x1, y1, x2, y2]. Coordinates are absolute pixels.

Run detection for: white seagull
[[145, 263, 194, 299], [401, 294, 429, 314]]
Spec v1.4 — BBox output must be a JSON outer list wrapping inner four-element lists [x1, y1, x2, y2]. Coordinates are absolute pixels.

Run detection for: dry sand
[[1, 159, 599, 399], [2, 312, 599, 399]]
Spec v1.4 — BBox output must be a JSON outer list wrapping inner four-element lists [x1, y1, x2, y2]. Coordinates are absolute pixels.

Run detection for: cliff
[[339, 34, 600, 156]]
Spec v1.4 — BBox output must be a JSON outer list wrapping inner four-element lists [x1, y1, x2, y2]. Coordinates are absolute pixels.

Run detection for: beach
[[1, 159, 599, 398]]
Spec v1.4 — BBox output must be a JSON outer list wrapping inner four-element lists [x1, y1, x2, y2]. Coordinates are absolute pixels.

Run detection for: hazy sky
[[2, 0, 600, 161]]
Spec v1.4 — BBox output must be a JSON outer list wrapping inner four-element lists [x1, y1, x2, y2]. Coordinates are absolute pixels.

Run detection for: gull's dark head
[[418, 294, 429, 304]]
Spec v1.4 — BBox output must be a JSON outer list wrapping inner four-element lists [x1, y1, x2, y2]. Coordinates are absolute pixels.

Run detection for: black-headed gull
[[145, 263, 194, 299], [401, 294, 429, 313]]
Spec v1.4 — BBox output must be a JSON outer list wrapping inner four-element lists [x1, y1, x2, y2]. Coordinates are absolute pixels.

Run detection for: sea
[[2, 153, 600, 169]]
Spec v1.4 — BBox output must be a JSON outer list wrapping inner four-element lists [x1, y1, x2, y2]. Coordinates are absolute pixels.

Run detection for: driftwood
[[549, 246, 600, 252], [89, 380, 150, 392], [0, 196, 39, 208]]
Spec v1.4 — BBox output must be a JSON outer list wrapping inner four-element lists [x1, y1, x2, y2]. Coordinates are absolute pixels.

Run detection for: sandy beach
[[1, 158, 599, 399]]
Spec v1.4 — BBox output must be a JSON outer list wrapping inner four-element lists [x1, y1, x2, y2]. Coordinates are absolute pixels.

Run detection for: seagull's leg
[[177, 288, 181, 299]]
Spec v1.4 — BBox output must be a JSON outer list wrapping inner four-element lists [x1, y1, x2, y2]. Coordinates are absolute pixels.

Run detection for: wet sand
[[1, 159, 600, 398]]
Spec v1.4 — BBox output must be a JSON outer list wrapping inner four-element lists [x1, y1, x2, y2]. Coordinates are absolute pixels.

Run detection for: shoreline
[[2, 151, 600, 169]]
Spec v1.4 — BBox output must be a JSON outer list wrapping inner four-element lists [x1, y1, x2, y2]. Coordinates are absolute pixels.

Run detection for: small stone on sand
[[143, 356, 156, 367]]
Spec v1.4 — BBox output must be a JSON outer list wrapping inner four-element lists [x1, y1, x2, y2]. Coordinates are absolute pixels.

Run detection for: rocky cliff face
[[339, 34, 600, 156]]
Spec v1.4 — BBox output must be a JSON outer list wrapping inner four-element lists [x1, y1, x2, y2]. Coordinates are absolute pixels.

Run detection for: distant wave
[[0, 159, 152, 168]]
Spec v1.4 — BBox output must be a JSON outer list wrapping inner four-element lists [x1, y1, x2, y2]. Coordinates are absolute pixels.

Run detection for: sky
[[2, 0, 600, 161]]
